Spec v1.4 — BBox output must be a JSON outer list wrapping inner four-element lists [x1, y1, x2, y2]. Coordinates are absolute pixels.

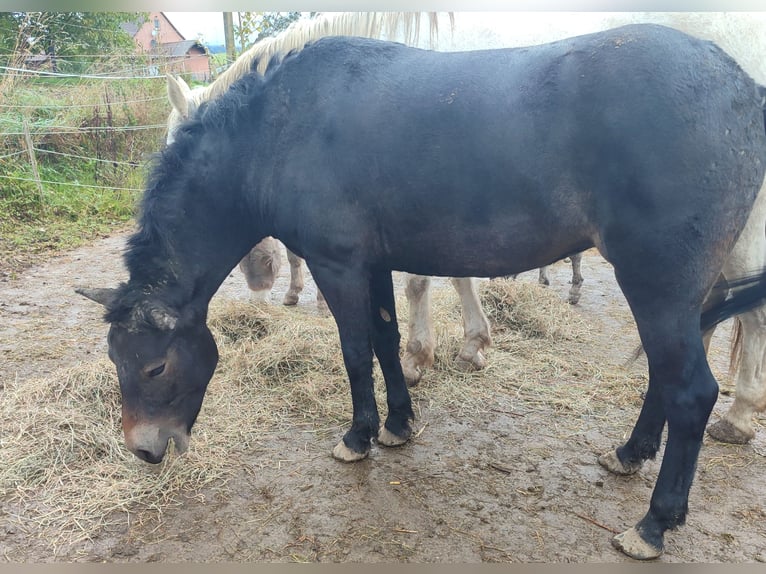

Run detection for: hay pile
[[414, 279, 646, 418], [0, 280, 645, 546]]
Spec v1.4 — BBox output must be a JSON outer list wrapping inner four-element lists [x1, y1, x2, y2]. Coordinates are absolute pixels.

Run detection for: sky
[[164, 12, 227, 45], [161, 11, 602, 48]]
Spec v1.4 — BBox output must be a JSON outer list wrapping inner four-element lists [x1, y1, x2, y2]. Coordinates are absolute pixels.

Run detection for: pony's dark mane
[[110, 50, 307, 324]]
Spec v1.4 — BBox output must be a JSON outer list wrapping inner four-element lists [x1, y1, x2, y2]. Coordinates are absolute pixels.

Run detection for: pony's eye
[[147, 363, 166, 378]]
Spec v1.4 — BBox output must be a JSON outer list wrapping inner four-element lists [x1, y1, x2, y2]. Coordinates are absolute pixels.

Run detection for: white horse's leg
[[402, 274, 434, 387], [567, 252, 584, 305], [451, 277, 492, 372], [537, 266, 550, 286], [283, 248, 305, 306], [707, 182, 766, 444], [708, 312, 766, 444], [283, 248, 327, 311]]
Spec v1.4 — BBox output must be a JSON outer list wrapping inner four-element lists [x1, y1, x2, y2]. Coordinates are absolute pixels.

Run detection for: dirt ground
[[1, 234, 765, 563]]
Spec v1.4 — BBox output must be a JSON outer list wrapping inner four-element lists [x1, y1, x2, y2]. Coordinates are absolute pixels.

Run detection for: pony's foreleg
[[307, 261, 381, 461], [368, 270, 414, 448], [401, 274, 434, 387], [567, 252, 584, 305], [283, 248, 305, 306], [450, 277, 491, 372]]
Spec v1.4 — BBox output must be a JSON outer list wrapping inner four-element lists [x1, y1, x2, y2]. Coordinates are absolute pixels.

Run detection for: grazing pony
[[166, 12, 489, 385], [80, 26, 766, 559]]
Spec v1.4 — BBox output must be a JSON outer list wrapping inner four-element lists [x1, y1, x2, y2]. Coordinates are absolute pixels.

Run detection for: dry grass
[[0, 280, 647, 547]]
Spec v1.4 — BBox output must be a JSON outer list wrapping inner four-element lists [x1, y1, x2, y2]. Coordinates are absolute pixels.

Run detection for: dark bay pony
[[79, 25, 766, 559]]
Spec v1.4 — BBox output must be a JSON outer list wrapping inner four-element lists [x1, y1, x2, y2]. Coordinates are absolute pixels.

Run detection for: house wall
[[170, 48, 211, 82], [133, 12, 185, 51]]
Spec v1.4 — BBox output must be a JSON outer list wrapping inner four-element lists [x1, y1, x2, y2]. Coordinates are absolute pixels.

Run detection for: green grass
[[0, 75, 168, 277]]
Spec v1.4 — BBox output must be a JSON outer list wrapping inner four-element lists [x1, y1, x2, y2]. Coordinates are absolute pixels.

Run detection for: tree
[[234, 12, 302, 53], [0, 12, 144, 72]]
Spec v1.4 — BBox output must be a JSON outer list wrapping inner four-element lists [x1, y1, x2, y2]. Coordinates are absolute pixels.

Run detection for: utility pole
[[223, 12, 236, 64]]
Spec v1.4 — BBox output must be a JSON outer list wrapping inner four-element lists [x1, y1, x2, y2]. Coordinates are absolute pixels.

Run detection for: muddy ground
[[1, 234, 765, 563]]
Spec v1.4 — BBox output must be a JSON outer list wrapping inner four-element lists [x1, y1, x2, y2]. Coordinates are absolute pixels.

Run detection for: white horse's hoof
[[455, 350, 486, 372], [332, 439, 368, 462], [283, 291, 300, 306], [611, 527, 663, 560], [707, 418, 754, 444]]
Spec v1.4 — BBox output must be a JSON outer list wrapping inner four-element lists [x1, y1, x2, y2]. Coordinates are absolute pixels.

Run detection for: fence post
[[22, 118, 46, 212]]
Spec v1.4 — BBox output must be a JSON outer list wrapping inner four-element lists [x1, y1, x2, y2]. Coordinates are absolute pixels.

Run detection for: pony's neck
[[125, 187, 263, 312]]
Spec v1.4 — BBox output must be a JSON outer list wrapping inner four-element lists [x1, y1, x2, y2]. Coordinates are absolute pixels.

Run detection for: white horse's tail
[[729, 316, 744, 382]]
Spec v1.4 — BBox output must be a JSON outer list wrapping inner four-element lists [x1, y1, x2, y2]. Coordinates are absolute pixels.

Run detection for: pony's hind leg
[[597, 379, 665, 476], [369, 269, 415, 447], [450, 277, 491, 372], [602, 263, 721, 559]]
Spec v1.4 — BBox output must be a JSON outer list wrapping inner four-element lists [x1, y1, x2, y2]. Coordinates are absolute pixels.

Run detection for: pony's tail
[[760, 84, 766, 134]]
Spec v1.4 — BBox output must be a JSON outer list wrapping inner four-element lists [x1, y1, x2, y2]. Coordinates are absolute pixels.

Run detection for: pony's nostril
[[135, 449, 164, 464]]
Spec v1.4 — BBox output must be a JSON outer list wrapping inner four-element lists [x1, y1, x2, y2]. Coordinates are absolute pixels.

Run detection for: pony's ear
[[76, 286, 118, 308], [166, 74, 191, 119]]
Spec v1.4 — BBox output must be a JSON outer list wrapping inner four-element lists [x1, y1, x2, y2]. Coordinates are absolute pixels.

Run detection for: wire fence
[[0, 70, 172, 202]]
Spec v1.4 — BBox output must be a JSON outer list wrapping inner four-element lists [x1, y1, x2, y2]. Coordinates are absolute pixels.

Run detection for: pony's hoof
[[332, 439, 368, 462], [378, 425, 410, 447], [707, 418, 754, 445], [611, 527, 663, 560], [598, 450, 642, 475]]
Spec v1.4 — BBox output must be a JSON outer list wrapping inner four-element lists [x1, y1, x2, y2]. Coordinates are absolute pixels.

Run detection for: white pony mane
[[206, 12, 450, 100], [166, 12, 451, 144]]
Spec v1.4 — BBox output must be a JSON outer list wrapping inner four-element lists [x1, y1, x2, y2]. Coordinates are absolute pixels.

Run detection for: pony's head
[[77, 285, 218, 464]]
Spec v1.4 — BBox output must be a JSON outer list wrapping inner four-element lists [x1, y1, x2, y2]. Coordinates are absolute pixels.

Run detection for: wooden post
[[223, 12, 237, 65], [22, 118, 46, 212]]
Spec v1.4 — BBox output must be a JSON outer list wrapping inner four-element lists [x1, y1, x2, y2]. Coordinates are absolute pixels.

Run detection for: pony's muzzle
[[123, 419, 189, 464]]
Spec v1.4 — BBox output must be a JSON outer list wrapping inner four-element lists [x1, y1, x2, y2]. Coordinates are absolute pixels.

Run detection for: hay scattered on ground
[[480, 278, 590, 341], [0, 280, 647, 547]]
